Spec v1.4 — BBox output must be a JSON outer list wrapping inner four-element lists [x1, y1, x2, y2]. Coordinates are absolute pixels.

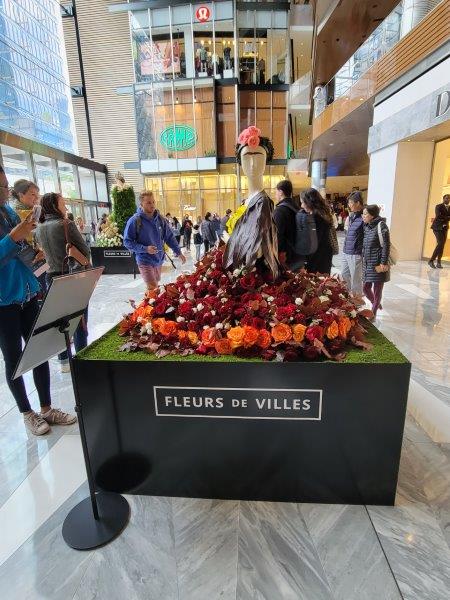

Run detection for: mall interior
[[0, 0, 450, 598]]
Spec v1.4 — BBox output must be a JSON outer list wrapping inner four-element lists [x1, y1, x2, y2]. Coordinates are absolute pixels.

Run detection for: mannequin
[[223, 126, 280, 279]]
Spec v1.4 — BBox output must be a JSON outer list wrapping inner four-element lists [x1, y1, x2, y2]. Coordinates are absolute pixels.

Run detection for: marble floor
[[0, 249, 449, 599]]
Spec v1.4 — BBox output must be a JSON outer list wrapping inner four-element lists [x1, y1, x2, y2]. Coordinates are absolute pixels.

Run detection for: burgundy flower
[[305, 325, 324, 342], [302, 346, 320, 361], [283, 349, 299, 362]]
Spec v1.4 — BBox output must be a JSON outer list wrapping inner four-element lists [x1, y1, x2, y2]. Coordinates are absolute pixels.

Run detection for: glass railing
[[315, 2, 405, 117]]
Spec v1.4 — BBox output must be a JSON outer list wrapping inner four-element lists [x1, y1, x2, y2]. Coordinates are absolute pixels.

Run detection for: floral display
[[119, 248, 373, 362], [237, 125, 261, 150], [96, 215, 123, 247]]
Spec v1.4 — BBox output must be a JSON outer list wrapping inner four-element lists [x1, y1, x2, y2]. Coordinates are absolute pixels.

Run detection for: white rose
[[224, 323, 231, 330], [184, 283, 191, 289], [221, 298, 227, 304], [211, 263, 216, 268], [233, 269, 241, 277], [197, 303, 204, 311], [319, 295, 329, 303], [295, 298, 303, 306], [215, 323, 224, 329], [350, 310, 357, 318], [176, 316, 185, 323], [267, 296, 274, 303], [203, 325, 208, 330], [211, 310, 216, 316], [179, 298, 186, 304]]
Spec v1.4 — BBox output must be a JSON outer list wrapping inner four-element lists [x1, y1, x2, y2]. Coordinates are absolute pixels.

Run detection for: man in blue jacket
[[124, 191, 186, 290], [341, 191, 364, 296]]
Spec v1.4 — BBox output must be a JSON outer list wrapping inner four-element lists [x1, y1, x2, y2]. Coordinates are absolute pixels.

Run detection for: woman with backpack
[[362, 204, 390, 318], [300, 188, 335, 275]]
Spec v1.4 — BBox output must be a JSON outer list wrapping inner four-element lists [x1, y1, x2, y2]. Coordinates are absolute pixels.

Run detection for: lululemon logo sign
[[154, 386, 322, 420], [195, 5, 211, 22], [436, 91, 450, 119]]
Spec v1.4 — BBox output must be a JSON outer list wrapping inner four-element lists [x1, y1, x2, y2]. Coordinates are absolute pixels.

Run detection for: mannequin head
[[236, 127, 274, 192]]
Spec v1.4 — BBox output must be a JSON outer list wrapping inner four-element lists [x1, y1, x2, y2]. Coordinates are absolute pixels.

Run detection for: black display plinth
[[91, 246, 135, 275], [73, 356, 411, 505]]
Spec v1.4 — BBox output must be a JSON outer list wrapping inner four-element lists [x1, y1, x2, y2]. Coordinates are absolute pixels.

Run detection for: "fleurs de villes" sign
[[159, 125, 198, 152]]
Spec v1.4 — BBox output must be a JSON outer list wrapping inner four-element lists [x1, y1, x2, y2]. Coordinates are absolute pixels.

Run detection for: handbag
[[377, 222, 398, 266], [63, 219, 90, 271], [329, 224, 339, 256]]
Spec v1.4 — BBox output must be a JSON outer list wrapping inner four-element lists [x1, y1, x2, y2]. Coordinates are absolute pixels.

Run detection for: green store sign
[[159, 125, 198, 152]]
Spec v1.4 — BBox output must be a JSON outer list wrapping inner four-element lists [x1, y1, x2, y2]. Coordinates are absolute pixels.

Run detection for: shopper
[[0, 166, 76, 434], [220, 209, 232, 236], [193, 224, 203, 262], [36, 192, 91, 372], [300, 188, 333, 274], [11, 179, 40, 220], [341, 191, 364, 296], [182, 216, 193, 250], [172, 216, 182, 245], [76, 215, 92, 246], [201, 212, 216, 253], [124, 191, 186, 290], [362, 204, 390, 317], [211, 213, 221, 241], [429, 194, 450, 269], [273, 179, 304, 270]]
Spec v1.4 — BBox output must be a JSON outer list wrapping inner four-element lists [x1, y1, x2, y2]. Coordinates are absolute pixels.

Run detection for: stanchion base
[[62, 491, 130, 550]]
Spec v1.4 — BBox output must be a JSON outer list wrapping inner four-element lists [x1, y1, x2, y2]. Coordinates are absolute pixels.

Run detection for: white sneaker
[[41, 408, 77, 426], [24, 411, 51, 436], [60, 362, 70, 373]]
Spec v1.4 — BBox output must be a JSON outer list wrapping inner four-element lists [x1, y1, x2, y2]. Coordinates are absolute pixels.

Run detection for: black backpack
[[282, 203, 318, 256]]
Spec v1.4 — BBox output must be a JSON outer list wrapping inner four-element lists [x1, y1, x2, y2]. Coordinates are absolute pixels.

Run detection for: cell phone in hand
[[28, 205, 42, 223]]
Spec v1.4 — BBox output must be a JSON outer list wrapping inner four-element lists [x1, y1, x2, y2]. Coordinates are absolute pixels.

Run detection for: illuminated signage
[[195, 5, 211, 22], [159, 125, 198, 152]]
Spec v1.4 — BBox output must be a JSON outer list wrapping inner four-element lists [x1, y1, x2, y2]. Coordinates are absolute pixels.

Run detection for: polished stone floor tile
[[301, 504, 402, 600], [172, 497, 238, 600], [368, 503, 450, 600], [73, 495, 178, 600], [0, 483, 92, 600], [236, 501, 334, 600]]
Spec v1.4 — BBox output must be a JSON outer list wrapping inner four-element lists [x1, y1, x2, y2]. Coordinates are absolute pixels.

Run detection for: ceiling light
[[329, 143, 334, 146], [359, 97, 364, 101]]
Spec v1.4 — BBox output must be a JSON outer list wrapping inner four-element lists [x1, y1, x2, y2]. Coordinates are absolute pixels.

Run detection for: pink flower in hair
[[238, 126, 261, 148]]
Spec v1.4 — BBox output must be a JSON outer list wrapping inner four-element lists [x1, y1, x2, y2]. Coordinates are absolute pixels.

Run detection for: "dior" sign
[[436, 91, 450, 118]]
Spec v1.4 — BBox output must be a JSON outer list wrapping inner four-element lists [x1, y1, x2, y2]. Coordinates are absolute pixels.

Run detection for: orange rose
[[257, 329, 272, 349], [326, 321, 339, 340], [132, 304, 153, 323], [215, 338, 233, 355], [293, 324, 307, 343], [271, 323, 292, 343], [201, 327, 218, 347], [227, 326, 246, 349], [160, 320, 178, 337], [152, 318, 166, 333], [243, 326, 259, 348], [338, 317, 352, 339], [177, 330, 188, 341], [187, 331, 199, 345]]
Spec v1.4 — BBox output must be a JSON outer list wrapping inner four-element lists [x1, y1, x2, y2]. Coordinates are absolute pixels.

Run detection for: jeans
[[203, 240, 210, 254], [184, 232, 191, 250], [46, 273, 89, 361], [341, 254, 363, 296], [363, 282, 384, 315], [431, 229, 447, 262], [195, 244, 202, 262], [0, 298, 51, 413]]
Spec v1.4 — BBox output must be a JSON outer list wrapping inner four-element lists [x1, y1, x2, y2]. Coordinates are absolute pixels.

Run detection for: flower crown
[[235, 126, 274, 164]]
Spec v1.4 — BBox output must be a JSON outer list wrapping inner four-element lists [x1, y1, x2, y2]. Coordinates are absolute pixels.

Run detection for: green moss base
[[77, 321, 408, 365]]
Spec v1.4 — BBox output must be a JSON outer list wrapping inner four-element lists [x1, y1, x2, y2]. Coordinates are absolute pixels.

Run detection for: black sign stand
[[13, 269, 130, 550]]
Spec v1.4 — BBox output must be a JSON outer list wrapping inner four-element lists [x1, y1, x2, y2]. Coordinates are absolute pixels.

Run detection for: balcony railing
[[314, 1, 445, 118], [289, 72, 312, 107]]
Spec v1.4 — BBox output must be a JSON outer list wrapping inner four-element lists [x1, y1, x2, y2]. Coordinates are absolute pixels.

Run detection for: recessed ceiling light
[[359, 98, 364, 101], [329, 143, 334, 146], [407, 139, 411, 142]]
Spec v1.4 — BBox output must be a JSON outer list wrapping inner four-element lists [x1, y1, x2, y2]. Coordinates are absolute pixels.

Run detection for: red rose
[[153, 300, 169, 316], [274, 294, 292, 307], [306, 325, 324, 342], [195, 344, 209, 355], [302, 346, 320, 361], [178, 301, 194, 318], [283, 349, 299, 362], [233, 307, 246, 319], [239, 273, 257, 290], [261, 349, 277, 361]]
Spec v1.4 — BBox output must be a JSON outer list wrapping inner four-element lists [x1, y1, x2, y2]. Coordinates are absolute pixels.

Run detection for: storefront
[[0, 130, 109, 226], [127, 1, 290, 212], [367, 54, 450, 261]]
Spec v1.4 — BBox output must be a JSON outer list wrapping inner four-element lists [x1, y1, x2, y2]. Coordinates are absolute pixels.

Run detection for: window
[[33, 154, 56, 194], [0, 145, 32, 185], [78, 167, 97, 201], [95, 172, 108, 203], [58, 161, 78, 199]]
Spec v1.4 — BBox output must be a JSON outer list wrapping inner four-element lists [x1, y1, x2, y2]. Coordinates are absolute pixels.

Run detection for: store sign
[[154, 387, 322, 420], [435, 91, 450, 119], [103, 249, 131, 258], [195, 5, 211, 22], [159, 125, 198, 152]]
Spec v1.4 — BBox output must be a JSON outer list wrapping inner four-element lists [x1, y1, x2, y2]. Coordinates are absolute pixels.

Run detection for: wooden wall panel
[[62, 0, 143, 191]]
